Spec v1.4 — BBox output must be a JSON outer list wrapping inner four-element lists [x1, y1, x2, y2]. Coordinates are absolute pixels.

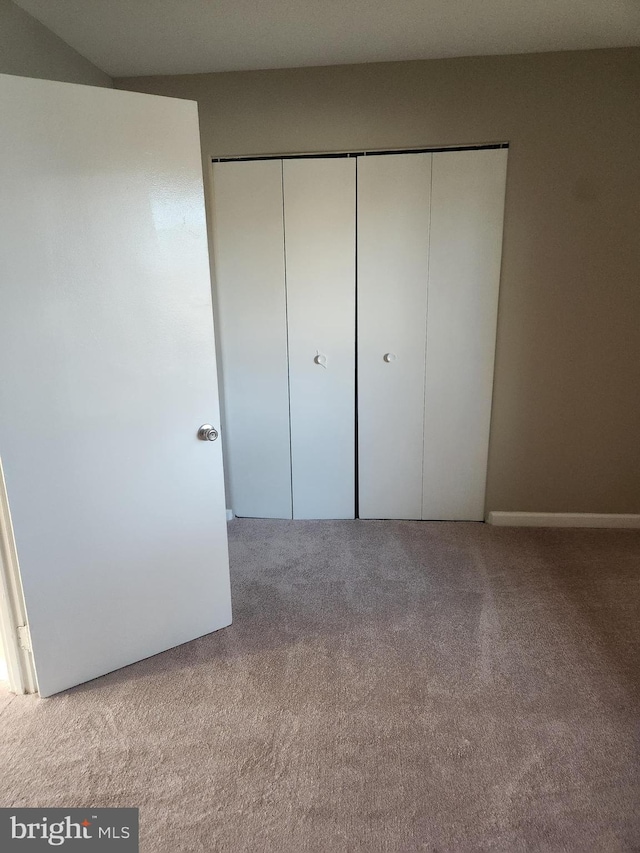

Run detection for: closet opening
[[210, 144, 509, 522]]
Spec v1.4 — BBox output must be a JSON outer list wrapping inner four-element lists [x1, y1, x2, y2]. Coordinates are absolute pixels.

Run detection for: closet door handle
[[197, 424, 219, 441], [314, 352, 327, 368], [383, 352, 397, 363]]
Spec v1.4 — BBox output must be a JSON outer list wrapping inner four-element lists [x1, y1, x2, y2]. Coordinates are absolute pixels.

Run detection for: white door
[[283, 158, 356, 519], [422, 149, 508, 520], [357, 153, 432, 519], [211, 160, 292, 519], [0, 74, 232, 697], [357, 148, 507, 521]]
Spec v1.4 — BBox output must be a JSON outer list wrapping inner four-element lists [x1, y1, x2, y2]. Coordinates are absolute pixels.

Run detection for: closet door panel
[[422, 149, 508, 520], [357, 154, 432, 519], [283, 158, 356, 519], [211, 160, 292, 518]]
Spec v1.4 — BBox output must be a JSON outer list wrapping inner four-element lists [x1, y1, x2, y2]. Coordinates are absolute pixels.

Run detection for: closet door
[[357, 154, 432, 519], [211, 160, 292, 518], [283, 158, 356, 518], [422, 149, 508, 520]]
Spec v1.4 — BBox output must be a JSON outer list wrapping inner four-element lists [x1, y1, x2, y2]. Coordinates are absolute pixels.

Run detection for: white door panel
[[357, 154, 432, 519], [0, 74, 231, 696], [283, 158, 356, 519], [422, 149, 508, 520], [211, 160, 292, 519]]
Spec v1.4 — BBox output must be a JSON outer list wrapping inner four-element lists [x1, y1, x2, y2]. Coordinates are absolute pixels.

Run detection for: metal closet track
[[212, 142, 508, 164]]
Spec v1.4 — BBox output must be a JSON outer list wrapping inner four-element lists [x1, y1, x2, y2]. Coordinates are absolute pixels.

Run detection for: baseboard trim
[[487, 512, 640, 529], [226, 509, 234, 522]]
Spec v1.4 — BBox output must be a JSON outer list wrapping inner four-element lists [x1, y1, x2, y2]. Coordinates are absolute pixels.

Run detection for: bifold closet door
[[422, 149, 508, 520], [283, 158, 356, 519], [211, 160, 292, 518], [357, 154, 432, 519]]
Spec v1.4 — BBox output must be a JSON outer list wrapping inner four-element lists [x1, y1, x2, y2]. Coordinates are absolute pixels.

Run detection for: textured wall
[[0, 0, 111, 87], [117, 48, 640, 513]]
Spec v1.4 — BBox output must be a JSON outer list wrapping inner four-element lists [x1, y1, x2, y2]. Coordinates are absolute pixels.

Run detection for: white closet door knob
[[314, 352, 327, 367], [383, 352, 397, 363]]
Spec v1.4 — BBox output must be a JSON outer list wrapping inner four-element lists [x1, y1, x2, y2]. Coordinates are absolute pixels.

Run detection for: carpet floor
[[1, 520, 639, 851]]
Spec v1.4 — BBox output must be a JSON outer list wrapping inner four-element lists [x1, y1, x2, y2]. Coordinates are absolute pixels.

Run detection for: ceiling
[[14, 0, 640, 78]]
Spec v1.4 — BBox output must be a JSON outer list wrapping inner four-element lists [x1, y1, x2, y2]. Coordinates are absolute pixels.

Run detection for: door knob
[[383, 352, 397, 363], [197, 424, 219, 441]]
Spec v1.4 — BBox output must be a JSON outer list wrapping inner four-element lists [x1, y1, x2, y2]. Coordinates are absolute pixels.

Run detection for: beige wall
[[117, 48, 640, 514], [0, 0, 111, 87]]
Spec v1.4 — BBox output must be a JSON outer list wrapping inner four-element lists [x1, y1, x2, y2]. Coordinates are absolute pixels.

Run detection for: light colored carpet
[[1, 520, 639, 852]]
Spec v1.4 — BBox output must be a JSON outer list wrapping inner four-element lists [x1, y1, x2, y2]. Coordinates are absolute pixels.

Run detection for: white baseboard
[[226, 509, 235, 522], [487, 512, 640, 529]]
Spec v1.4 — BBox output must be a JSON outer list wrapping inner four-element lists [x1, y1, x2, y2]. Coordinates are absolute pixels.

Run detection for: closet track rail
[[213, 143, 508, 164]]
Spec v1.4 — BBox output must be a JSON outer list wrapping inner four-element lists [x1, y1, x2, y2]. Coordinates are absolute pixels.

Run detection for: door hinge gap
[[17, 624, 31, 653]]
